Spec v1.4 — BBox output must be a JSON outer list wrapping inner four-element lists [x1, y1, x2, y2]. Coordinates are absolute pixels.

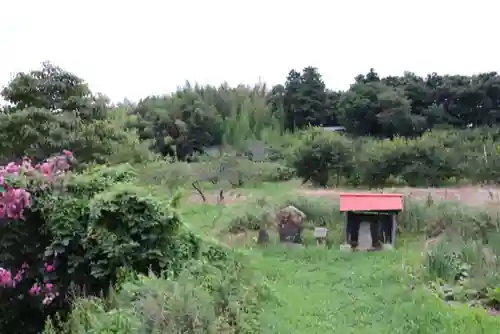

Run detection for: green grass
[[178, 182, 500, 333], [254, 246, 499, 333]]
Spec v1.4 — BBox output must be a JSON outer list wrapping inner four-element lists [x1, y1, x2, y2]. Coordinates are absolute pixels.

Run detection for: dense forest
[[2, 62, 500, 160]]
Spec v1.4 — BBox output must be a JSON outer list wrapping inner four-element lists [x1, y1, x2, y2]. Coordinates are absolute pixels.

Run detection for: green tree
[[337, 81, 426, 137], [282, 67, 331, 131], [129, 83, 280, 160], [293, 129, 353, 187], [0, 108, 153, 166], [1, 61, 107, 121]]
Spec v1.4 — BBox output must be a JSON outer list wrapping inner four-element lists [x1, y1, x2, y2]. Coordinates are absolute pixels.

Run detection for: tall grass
[[45, 257, 272, 334]]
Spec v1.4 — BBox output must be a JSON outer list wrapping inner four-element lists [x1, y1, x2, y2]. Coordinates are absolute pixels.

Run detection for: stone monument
[[276, 205, 305, 244]]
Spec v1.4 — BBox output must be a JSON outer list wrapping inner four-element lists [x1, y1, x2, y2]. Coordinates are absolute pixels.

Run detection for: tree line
[[271, 67, 500, 136], [2, 62, 500, 163]]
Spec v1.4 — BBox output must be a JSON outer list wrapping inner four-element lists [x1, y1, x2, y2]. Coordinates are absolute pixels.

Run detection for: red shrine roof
[[339, 192, 404, 212]]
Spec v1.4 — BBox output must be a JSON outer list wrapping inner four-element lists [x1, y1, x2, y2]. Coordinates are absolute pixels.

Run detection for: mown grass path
[[255, 246, 500, 334]]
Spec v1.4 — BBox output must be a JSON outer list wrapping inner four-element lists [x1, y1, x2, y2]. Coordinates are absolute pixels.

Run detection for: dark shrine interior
[[345, 211, 397, 248]]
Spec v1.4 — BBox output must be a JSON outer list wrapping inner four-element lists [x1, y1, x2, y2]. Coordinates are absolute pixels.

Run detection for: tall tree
[[283, 67, 330, 131], [1, 61, 107, 121], [337, 81, 426, 137]]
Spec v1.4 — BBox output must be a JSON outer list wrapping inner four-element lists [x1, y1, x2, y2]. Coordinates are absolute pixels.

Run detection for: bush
[[355, 135, 460, 188], [138, 157, 294, 196], [0, 108, 155, 168], [46, 257, 269, 334], [222, 159, 294, 185], [271, 127, 500, 188], [425, 233, 500, 307], [407, 198, 500, 309], [293, 129, 353, 187], [0, 161, 212, 333], [398, 199, 500, 238]]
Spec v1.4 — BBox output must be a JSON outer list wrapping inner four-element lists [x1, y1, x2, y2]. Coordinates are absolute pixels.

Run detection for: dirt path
[[186, 183, 500, 207], [299, 186, 500, 207]]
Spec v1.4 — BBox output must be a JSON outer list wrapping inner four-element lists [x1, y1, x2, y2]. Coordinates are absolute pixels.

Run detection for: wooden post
[[344, 212, 349, 244], [391, 214, 397, 247]]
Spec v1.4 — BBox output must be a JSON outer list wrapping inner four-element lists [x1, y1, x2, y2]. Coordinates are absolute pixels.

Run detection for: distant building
[[322, 126, 346, 133]]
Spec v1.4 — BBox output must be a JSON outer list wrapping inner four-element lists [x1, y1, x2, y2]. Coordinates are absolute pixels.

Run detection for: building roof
[[322, 126, 346, 132], [339, 192, 404, 212]]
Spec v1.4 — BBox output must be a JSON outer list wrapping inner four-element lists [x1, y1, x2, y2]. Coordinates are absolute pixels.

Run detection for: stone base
[[339, 243, 352, 252], [382, 243, 394, 251]]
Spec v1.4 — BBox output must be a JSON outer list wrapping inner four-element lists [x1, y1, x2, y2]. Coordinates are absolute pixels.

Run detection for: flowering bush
[[0, 151, 73, 303], [0, 150, 73, 220], [0, 160, 191, 333], [0, 151, 74, 333], [0, 262, 58, 304]]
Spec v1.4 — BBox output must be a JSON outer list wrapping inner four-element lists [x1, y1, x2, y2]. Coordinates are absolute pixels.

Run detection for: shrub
[[398, 199, 500, 238], [0, 108, 155, 168], [226, 198, 276, 233], [425, 233, 500, 307], [276, 127, 500, 188], [416, 199, 500, 308], [47, 257, 269, 334], [221, 159, 294, 186], [137, 159, 195, 192], [138, 157, 293, 196], [292, 129, 353, 187], [0, 159, 208, 333], [355, 135, 460, 188]]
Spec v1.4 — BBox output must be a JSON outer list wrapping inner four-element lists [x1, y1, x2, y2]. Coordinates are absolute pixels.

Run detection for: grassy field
[[256, 246, 498, 334], [180, 182, 500, 333]]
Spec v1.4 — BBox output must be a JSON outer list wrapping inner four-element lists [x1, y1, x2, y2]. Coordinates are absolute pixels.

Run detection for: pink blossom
[[0, 268, 13, 287], [42, 291, 58, 305], [44, 263, 55, 273], [14, 270, 24, 282], [0, 150, 72, 306], [29, 283, 41, 296]]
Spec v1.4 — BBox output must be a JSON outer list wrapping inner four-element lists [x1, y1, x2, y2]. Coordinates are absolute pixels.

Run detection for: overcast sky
[[0, 0, 498, 102]]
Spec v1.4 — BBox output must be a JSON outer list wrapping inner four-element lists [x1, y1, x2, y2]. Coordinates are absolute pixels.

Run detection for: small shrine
[[339, 192, 403, 250]]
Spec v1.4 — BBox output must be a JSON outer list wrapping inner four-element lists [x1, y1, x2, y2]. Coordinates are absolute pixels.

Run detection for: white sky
[[0, 0, 498, 102]]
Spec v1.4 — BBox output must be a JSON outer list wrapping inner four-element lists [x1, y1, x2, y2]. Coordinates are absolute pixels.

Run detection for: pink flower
[[0, 268, 13, 287], [44, 263, 55, 273], [13, 270, 23, 282], [29, 283, 41, 296], [0, 151, 74, 306], [42, 291, 58, 305]]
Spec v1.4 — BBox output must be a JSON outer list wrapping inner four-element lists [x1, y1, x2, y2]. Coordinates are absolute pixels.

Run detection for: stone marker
[[257, 229, 270, 245], [357, 222, 372, 250], [277, 205, 305, 244], [314, 227, 328, 246]]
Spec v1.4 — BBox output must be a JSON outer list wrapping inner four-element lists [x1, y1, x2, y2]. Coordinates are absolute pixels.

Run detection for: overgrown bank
[[0, 157, 269, 333]]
